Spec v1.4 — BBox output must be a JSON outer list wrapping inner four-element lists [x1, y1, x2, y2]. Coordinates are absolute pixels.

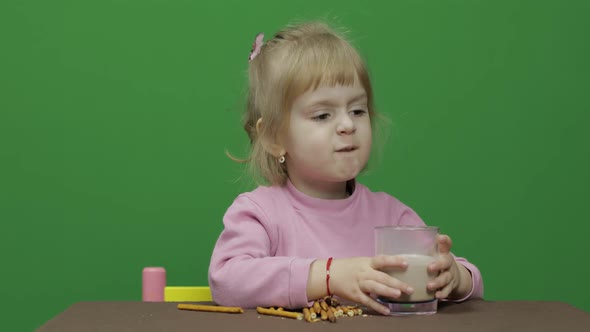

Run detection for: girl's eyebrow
[[349, 93, 368, 104]]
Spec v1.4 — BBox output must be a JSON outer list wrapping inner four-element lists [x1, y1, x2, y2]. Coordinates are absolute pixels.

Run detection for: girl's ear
[[256, 118, 286, 157]]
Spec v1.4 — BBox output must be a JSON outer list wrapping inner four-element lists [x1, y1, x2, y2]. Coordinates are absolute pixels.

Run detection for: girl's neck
[[287, 177, 354, 199]]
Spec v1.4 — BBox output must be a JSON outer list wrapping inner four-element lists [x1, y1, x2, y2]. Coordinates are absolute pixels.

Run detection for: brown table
[[36, 300, 590, 332]]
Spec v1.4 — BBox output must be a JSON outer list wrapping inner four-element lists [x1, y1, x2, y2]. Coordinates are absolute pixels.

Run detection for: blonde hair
[[235, 21, 376, 186]]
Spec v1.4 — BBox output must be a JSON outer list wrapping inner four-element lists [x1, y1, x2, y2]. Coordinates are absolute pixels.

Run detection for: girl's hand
[[427, 234, 471, 299], [329, 255, 414, 315]]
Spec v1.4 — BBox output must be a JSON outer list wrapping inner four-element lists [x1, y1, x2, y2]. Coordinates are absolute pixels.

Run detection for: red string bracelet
[[326, 257, 333, 296]]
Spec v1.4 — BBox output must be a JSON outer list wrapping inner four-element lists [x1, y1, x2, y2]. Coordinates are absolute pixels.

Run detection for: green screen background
[[1, 1, 589, 330]]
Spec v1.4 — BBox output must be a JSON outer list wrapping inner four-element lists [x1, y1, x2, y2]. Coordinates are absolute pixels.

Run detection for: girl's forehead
[[292, 83, 367, 109], [308, 82, 365, 96]]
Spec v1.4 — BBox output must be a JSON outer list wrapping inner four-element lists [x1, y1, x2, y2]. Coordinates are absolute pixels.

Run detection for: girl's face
[[281, 80, 372, 199]]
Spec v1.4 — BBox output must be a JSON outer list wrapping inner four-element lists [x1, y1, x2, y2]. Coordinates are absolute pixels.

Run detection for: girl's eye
[[312, 113, 330, 121], [352, 109, 367, 116]]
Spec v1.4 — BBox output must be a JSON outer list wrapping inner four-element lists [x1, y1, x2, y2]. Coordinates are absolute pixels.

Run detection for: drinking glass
[[375, 226, 439, 315]]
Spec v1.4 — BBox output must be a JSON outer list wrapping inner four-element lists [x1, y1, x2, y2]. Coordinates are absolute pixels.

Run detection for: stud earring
[[278, 154, 285, 164]]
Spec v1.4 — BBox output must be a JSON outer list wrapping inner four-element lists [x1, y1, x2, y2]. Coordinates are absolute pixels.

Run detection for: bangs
[[293, 49, 362, 93], [278, 34, 370, 111]]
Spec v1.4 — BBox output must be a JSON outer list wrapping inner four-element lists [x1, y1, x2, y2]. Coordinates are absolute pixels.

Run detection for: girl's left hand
[[427, 234, 464, 299]]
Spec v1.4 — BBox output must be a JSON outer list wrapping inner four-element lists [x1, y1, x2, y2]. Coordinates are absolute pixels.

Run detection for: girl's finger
[[360, 279, 402, 300], [439, 254, 454, 269], [373, 270, 414, 294], [429, 254, 452, 272], [357, 291, 390, 316], [436, 281, 454, 299], [428, 270, 452, 291], [437, 234, 453, 253], [371, 255, 409, 270]]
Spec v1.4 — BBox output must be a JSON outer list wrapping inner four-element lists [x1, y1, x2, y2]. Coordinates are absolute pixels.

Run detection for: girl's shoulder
[[230, 184, 291, 212], [223, 185, 295, 231], [240, 184, 287, 201], [355, 182, 422, 222], [355, 182, 405, 205]]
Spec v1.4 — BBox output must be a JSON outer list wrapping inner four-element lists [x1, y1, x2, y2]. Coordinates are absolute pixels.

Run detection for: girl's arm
[[208, 195, 315, 309], [449, 256, 484, 300]]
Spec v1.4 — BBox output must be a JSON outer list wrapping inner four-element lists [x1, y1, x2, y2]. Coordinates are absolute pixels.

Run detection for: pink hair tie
[[248, 32, 264, 62]]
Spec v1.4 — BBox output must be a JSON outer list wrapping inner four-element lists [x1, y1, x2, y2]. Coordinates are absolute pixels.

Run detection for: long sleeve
[[208, 194, 314, 309], [451, 258, 484, 301]]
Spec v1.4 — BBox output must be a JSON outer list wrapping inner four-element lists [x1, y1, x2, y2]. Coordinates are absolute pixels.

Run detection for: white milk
[[380, 254, 437, 303]]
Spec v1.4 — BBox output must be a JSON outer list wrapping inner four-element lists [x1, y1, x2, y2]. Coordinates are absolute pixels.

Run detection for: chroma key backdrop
[[1, 1, 589, 331]]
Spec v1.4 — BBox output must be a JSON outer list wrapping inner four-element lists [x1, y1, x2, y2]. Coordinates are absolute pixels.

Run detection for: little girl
[[208, 21, 483, 315]]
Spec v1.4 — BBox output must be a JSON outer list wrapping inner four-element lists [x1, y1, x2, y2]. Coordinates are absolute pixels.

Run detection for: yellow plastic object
[[164, 286, 212, 302]]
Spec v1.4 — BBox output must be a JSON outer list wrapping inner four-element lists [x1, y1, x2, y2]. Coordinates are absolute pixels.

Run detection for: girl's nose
[[337, 114, 356, 135]]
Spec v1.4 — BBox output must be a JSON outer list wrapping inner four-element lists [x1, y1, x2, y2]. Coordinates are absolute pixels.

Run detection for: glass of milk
[[375, 226, 439, 315]]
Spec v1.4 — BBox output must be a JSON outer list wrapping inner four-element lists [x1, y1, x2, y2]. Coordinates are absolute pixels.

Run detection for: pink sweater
[[208, 180, 484, 309]]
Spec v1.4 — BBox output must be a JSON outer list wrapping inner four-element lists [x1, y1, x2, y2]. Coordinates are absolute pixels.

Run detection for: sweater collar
[[285, 179, 359, 213]]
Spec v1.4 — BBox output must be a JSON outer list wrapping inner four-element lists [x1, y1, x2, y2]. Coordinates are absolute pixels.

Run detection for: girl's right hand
[[330, 255, 414, 315]]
